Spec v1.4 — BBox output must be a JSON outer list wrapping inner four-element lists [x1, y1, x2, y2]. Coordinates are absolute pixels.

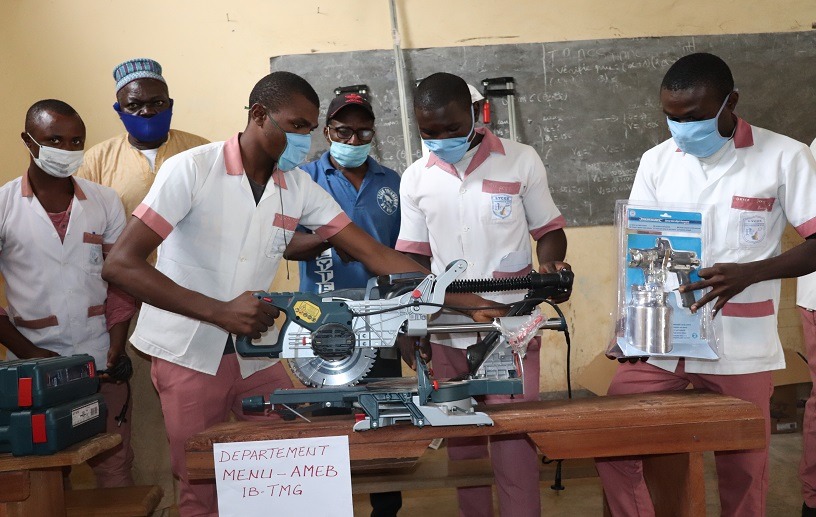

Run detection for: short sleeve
[[520, 148, 566, 240], [296, 171, 351, 240], [780, 144, 816, 238], [132, 152, 197, 240], [628, 151, 659, 204], [395, 169, 431, 256], [100, 188, 127, 254]]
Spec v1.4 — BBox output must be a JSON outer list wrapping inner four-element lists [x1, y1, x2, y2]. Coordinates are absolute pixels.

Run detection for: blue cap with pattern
[[113, 58, 166, 92]]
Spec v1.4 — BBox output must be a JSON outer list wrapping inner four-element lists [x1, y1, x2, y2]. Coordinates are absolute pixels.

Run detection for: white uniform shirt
[[796, 138, 816, 310], [631, 119, 816, 375], [396, 128, 565, 348], [0, 175, 126, 368], [130, 134, 351, 377]]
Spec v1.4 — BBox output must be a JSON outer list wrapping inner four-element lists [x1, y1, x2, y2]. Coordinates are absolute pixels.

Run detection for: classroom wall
[[1, 0, 813, 509]]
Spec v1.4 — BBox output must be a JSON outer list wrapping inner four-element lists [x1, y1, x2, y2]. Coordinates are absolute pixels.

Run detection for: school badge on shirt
[[739, 212, 766, 247], [377, 187, 399, 215], [491, 194, 512, 220]]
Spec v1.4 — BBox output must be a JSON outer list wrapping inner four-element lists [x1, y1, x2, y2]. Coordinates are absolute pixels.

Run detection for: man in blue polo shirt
[[284, 92, 403, 517]]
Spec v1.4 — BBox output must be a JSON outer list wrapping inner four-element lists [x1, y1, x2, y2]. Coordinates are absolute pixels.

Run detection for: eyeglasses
[[328, 125, 375, 143]]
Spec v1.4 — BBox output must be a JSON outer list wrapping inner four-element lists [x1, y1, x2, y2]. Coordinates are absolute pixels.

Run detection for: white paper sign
[[214, 435, 353, 517]]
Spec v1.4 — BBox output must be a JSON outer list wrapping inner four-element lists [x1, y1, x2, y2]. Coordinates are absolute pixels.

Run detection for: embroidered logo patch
[[377, 187, 399, 215], [491, 194, 512, 220], [739, 212, 766, 247]]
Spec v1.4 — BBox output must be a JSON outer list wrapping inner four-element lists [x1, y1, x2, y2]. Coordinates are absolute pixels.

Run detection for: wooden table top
[[0, 433, 122, 473], [185, 390, 765, 480]]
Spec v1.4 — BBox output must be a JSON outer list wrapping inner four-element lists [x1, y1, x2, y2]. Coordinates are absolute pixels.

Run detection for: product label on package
[[71, 401, 100, 427]]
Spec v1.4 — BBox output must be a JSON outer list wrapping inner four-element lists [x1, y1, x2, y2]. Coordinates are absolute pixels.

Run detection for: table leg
[[2, 467, 65, 517], [644, 452, 706, 517]]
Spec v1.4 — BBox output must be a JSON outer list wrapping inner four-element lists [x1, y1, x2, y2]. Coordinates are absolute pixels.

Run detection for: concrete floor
[[349, 432, 806, 516]]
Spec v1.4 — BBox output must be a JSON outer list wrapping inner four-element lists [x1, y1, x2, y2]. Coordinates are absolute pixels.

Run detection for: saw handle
[[235, 291, 356, 358], [465, 269, 574, 374], [234, 292, 295, 358]]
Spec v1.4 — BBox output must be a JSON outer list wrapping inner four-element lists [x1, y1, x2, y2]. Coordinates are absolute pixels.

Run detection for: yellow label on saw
[[293, 301, 321, 323]]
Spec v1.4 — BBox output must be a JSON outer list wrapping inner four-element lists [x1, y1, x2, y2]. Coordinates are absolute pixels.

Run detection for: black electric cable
[[540, 300, 571, 493], [544, 300, 572, 399], [115, 380, 130, 427]]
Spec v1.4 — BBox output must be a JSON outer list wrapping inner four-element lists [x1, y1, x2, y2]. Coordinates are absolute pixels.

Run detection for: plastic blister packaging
[[607, 201, 720, 360]]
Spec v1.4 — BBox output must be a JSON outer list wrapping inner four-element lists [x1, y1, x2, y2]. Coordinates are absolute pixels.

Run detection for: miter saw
[[237, 259, 573, 430]]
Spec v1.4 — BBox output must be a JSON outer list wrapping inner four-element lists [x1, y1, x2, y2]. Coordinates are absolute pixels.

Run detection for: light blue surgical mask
[[328, 136, 371, 169], [666, 92, 734, 158], [268, 114, 311, 171], [422, 106, 475, 165]]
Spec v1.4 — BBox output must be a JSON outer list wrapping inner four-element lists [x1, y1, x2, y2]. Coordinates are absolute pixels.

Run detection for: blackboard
[[271, 31, 816, 227]]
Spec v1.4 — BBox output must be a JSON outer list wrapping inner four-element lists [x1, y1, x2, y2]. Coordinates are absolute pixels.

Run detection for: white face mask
[[24, 133, 84, 178]]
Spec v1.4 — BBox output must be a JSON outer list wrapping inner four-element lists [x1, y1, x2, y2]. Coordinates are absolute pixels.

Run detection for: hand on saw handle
[[538, 261, 573, 304], [216, 291, 280, 338]]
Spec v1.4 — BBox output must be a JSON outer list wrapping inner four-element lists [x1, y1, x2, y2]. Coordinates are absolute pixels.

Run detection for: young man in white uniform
[[1, 100, 136, 486], [396, 72, 569, 517], [103, 72, 501, 517], [596, 53, 816, 517], [797, 137, 816, 517]]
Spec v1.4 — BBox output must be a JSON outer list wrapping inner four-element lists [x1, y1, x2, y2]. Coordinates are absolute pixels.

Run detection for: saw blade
[[289, 348, 377, 387]]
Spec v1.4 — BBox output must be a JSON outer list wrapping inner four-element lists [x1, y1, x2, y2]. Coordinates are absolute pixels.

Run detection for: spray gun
[[624, 238, 701, 355], [628, 238, 700, 309]]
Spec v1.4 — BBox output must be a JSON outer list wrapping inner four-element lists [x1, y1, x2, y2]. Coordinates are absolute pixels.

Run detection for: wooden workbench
[[0, 433, 121, 517], [186, 390, 765, 516]]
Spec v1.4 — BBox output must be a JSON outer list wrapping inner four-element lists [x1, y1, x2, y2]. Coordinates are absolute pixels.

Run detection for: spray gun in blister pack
[[625, 238, 701, 354]]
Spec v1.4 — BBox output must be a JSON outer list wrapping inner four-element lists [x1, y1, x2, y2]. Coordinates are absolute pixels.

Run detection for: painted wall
[[1, 0, 813, 510]]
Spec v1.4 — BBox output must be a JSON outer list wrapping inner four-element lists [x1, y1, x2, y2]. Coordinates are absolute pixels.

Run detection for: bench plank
[[186, 390, 765, 480]]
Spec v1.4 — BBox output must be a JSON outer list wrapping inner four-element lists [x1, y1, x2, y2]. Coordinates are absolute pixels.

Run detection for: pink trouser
[[431, 338, 541, 517], [799, 307, 816, 507], [595, 360, 772, 517], [87, 380, 134, 487], [151, 354, 294, 517]]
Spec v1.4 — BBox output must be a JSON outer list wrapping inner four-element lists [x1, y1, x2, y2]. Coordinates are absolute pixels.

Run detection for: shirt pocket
[[82, 232, 104, 275], [264, 227, 294, 259], [724, 195, 775, 251], [719, 284, 777, 362], [265, 214, 299, 259], [479, 180, 523, 225]]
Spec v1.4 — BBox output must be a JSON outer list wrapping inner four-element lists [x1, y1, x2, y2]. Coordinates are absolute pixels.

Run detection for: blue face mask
[[114, 101, 173, 143], [268, 115, 311, 172], [422, 106, 475, 165], [666, 92, 733, 158], [328, 138, 371, 169]]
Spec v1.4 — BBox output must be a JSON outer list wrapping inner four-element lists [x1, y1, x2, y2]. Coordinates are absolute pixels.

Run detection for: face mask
[[666, 92, 733, 158], [268, 115, 311, 172], [328, 137, 371, 169], [114, 101, 173, 143], [422, 105, 476, 165], [24, 133, 84, 178]]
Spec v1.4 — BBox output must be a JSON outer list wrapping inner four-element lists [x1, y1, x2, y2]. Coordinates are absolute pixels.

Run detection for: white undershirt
[[139, 148, 159, 171]]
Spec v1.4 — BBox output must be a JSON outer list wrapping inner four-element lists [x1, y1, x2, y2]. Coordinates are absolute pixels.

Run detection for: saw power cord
[[540, 299, 572, 493]]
